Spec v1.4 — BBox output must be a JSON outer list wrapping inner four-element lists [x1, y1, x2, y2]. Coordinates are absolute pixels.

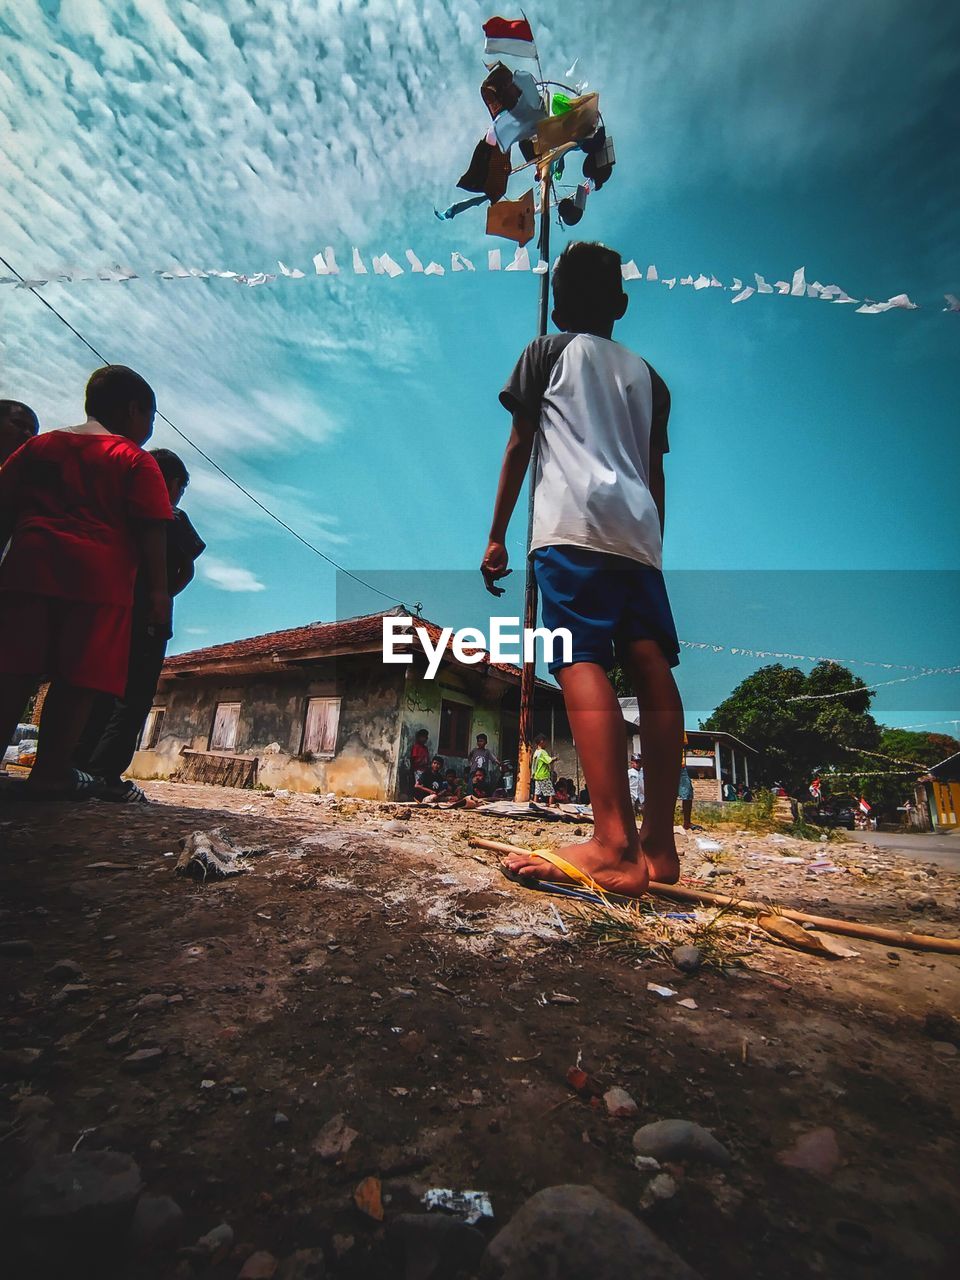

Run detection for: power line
[[0, 251, 404, 607]]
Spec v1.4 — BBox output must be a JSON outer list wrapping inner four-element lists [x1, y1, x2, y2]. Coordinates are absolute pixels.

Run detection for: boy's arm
[[650, 446, 666, 536], [481, 409, 536, 596], [134, 520, 171, 632]]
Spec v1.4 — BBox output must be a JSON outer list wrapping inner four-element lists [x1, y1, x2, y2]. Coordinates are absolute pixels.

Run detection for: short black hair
[[0, 400, 39, 434], [415, 728, 429, 739], [150, 448, 189, 489], [476, 733, 487, 742], [552, 241, 625, 331], [85, 365, 155, 430], [432, 755, 445, 766]]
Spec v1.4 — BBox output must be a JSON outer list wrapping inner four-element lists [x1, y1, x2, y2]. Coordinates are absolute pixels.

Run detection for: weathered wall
[[131, 657, 405, 799]]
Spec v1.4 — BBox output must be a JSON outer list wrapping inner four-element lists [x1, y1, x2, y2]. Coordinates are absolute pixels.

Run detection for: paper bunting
[[6, 252, 948, 316], [505, 247, 530, 271]]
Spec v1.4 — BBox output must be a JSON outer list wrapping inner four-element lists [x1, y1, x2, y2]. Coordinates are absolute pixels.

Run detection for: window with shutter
[[210, 701, 241, 751], [140, 707, 165, 750], [302, 697, 341, 756]]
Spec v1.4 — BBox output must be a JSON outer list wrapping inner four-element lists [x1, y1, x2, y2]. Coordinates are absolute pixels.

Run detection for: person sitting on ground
[[0, 399, 39, 466], [722, 777, 737, 802], [74, 448, 205, 801], [482, 240, 683, 897], [740, 783, 753, 802], [499, 759, 515, 797], [467, 732, 499, 782], [414, 755, 447, 803], [531, 734, 556, 805], [628, 754, 644, 815], [410, 728, 430, 797], [0, 366, 172, 800], [463, 767, 491, 809], [554, 775, 575, 804]]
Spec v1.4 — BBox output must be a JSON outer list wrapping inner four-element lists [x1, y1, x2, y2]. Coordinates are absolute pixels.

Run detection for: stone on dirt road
[[0, 938, 35, 956], [16, 1151, 143, 1249], [313, 1113, 359, 1160], [632, 1120, 731, 1166], [603, 1086, 639, 1118], [389, 1213, 485, 1280], [776, 1126, 841, 1177], [121, 1047, 165, 1073], [479, 1185, 701, 1280], [239, 1250, 280, 1279], [671, 945, 702, 973], [128, 1193, 185, 1253], [46, 958, 85, 980], [277, 1247, 327, 1279]]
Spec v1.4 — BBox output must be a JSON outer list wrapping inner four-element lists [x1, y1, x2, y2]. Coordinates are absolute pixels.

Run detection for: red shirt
[[0, 429, 173, 605]]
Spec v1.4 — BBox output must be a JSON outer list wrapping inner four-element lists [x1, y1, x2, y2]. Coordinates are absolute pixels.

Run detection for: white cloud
[[201, 557, 266, 592]]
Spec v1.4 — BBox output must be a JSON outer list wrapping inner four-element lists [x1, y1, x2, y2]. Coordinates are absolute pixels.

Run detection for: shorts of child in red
[[0, 592, 132, 696]]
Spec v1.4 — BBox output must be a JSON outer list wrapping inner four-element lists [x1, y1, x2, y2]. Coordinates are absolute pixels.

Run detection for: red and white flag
[[858, 796, 872, 815], [483, 16, 538, 59], [809, 777, 821, 800]]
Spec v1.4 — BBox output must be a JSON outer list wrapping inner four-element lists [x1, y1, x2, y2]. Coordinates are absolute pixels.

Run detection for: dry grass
[[569, 893, 753, 969]]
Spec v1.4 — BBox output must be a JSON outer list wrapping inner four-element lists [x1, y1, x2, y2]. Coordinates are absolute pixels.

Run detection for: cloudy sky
[[1, 0, 958, 727]]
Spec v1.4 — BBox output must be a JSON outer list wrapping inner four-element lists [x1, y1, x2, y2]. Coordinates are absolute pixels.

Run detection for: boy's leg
[[504, 661, 649, 897], [27, 680, 98, 791], [623, 637, 683, 883], [85, 631, 168, 783]]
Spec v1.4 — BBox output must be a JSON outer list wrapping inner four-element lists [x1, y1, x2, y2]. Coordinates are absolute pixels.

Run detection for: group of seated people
[[411, 731, 513, 808], [409, 729, 585, 809]]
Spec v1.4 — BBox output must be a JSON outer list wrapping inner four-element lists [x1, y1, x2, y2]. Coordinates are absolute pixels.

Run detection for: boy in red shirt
[[0, 365, 172, 799]]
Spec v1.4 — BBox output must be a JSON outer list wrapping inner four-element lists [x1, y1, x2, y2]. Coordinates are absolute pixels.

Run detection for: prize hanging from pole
[[440, 14, 618, 802]]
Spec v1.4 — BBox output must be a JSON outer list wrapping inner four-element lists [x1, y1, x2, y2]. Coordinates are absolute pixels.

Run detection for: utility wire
[[0, 251, 404, 606]]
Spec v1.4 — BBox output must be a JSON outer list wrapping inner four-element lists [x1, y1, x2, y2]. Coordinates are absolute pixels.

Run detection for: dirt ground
[[2, 781, 959, 1279]]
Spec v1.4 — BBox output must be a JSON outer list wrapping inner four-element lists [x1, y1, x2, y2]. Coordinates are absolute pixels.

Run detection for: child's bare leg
[[504, 661, 649, 897], [26, 681, 97, 791], [622, 638, 683, 884], [0, 675, 37, 770]]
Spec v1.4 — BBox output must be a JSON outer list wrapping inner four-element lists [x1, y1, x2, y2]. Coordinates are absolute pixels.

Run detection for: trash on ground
[[647, 982, 678, 998], [756, 913, 857, 959], [174, 829, 265, 881], [422, 1188, 494, 1223], [353, 1175, 384, 1221]]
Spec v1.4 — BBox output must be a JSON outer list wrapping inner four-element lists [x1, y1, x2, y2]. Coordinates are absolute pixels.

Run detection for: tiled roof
[[163, 607, 550, 687]]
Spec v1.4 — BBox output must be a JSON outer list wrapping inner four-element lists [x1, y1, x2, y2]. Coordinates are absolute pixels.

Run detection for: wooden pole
[[515, 170, 552, 804], [468, 837, 960, 956]]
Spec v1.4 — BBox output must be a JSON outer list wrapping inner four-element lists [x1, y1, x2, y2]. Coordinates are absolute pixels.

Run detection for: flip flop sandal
[[499, 864, 608, 904], [500, 848, 641, 908]]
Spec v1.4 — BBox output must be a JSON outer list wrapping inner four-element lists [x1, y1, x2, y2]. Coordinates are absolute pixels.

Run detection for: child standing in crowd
[[0, 366, 172, 799], [628, 753, 644, 815], [531, 734, 555, 804], [467, 732, 499, 782], [74, 448, 205, 800], [410, 728, 430, 797], [0, 400, 39, 465], [482, 241, 683, 897]]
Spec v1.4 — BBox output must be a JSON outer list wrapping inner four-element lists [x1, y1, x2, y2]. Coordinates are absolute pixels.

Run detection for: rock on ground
[[128, 1192, 185, 1253], [776, 1126, 841, 1177], [479, 1185, 702, 1280], [277, 1247, 326, 1279], [632, 1119, 732, 1166], [388, 1213, 486, 1280]]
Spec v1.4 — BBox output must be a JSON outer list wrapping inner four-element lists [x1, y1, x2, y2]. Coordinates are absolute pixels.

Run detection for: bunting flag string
[[2, 254, 956, 316], [678, 640, 959, 674]]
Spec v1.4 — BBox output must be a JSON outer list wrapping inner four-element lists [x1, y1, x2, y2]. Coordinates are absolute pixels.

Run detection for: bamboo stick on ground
[[469, 837, 960, 956]]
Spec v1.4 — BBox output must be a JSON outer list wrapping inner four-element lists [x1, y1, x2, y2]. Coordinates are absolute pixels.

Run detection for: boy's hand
[[146, 590, 172, 636], [481, 540, 511, 596]]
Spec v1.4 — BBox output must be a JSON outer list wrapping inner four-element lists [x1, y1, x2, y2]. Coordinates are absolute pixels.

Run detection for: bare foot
[[503, 836, 650, 898], [640, 828, 681, 884]]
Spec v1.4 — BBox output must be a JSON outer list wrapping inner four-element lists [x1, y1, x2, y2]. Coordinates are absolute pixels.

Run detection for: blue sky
[[1, 0, 958, 730]]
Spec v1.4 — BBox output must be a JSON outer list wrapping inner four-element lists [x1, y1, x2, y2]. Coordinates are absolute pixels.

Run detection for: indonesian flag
[[809, 777, 821, 800], [483, 16, 538, 59], [858, 796, 872, 814]]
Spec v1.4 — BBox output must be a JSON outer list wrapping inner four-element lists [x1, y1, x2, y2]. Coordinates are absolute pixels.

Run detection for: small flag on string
[[620, 260, 642, 281], [488, 248, 502, 271], [505, 246, 530, 271], [482, 16, 538, 60], [405, 249, 424, 272]]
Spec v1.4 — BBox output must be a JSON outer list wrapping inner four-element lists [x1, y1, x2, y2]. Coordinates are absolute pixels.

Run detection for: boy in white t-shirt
[[481, 241, 683, 896]]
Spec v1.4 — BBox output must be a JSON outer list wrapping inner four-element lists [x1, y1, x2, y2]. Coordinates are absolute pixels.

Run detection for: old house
[[132, 608, 574, 799], [620, 698, 759, 801], [915, 755, 960, 831]]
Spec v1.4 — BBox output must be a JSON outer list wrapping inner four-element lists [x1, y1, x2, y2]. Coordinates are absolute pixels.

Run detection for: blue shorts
[[533, 546, 680, 675]]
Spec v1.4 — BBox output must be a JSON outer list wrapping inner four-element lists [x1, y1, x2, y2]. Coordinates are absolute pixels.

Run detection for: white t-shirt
[[628, 765, 644, 805], [501, 333, 670, 567]]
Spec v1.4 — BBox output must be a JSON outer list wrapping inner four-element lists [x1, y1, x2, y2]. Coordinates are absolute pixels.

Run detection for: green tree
[[702, 661, 880, 791], [839, 728, 960, 812]]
